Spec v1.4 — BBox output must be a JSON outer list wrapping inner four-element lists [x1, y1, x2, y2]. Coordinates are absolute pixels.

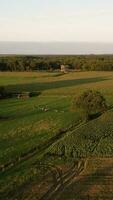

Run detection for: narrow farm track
[[57, 158, 113, 200], [0, 121, 85, 173], [1, 106, 113, 175], [1, 106, 112, 174], [40, 160, 86, 200], [16, 160, 86, 200]]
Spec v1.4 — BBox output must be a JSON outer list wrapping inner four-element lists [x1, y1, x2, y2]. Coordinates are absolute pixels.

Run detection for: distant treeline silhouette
[[0, 55, 113, 71]]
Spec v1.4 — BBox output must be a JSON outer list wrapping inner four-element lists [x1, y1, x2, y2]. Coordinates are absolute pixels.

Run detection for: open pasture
[[0, 71, 113, 199]]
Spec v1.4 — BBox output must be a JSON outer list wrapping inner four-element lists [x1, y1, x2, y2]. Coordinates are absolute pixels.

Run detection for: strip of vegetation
[[0, 121, 82, 173], [1, 55, 113, 71], [0, 86, 41, 100]]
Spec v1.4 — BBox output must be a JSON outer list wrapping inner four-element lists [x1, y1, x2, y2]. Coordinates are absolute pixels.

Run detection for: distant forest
[[0, 55, 113, 71]]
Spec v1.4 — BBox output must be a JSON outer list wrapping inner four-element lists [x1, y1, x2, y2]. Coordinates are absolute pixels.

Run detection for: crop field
[[0, 71, 113, 199]]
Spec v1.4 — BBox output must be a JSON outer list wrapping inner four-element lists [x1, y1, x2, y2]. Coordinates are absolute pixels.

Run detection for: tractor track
[[40, 160, 86, 200], [0, 121, 85, 173], [1, 107, 112, 174]]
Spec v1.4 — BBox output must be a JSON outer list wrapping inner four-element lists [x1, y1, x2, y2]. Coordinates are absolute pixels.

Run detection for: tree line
[[0, 55, 113, 71]]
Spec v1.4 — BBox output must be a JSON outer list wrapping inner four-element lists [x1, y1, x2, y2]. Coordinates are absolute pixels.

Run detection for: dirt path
[[1, 106, 113, 173], [56, 158, 113, 200], [40, 159, 86, 200], [0, 121, 85, 173]]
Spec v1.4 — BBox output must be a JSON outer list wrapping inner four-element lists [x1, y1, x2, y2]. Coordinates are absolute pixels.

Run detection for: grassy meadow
[[0, 71, 113, 199]]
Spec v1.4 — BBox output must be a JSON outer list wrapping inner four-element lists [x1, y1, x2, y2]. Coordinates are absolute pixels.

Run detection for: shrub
[[73, 90, 107, 120], [17, 92, 30, 99], [0, 86, 7, 99], [29, 91, 41, 97], [0, 86, 13, 99]]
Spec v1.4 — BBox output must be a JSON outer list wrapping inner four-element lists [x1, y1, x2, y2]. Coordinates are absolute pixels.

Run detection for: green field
[[0, 71, 113, 199]]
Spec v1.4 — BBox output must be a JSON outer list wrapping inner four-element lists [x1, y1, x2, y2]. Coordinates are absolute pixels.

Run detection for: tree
[[0, 86, 6, 99], [74, 90, 107, 120], [0, 86, 11, 99]]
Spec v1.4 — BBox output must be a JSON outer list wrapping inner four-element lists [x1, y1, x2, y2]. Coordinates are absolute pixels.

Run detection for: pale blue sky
[[0, 0, 113, 42]]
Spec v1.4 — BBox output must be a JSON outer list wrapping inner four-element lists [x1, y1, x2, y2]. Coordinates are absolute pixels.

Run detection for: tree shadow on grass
[[6, 77, 110, 93]]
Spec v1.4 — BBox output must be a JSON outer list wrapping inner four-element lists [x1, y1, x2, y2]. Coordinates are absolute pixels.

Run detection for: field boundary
[[0, 121, 84, 173]]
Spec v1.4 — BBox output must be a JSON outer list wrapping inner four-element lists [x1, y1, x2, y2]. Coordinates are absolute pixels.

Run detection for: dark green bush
[[0, 86, 7, 99], [29, 91, 41, 97], [0, 86, 13, 99], [74, 90, 107, 120]]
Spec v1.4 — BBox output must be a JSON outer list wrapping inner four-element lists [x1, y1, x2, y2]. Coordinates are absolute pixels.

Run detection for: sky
[[0, 0, 113, 42]]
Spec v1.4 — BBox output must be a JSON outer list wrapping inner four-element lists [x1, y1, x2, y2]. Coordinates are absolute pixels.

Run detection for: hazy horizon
[[1, 1, 113, 54], [0, 41, 113, 55]]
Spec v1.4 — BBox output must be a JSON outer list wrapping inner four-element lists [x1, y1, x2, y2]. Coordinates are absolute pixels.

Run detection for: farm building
[[60, 65, 69, 73]]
